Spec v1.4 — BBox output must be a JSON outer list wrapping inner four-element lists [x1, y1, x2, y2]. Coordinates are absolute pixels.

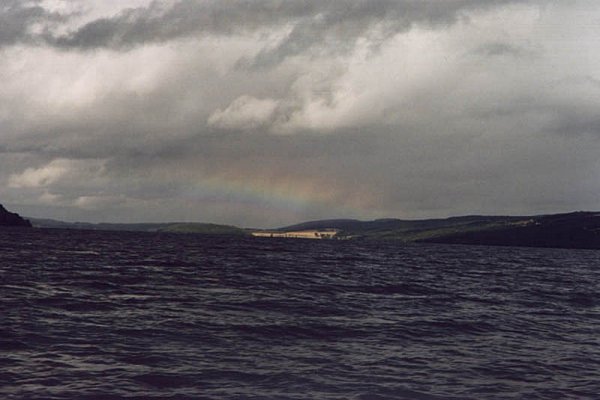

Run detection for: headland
[[0, 204, 32, 227]]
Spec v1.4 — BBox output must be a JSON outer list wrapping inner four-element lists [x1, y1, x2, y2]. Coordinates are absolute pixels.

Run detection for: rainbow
[[182, 174, 373, 218]]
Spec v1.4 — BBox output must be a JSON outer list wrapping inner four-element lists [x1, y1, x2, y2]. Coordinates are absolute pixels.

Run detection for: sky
[[1, 0, 599, 227]]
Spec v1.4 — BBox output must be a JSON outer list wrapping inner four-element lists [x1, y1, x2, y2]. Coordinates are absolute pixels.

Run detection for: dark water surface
[[1, 228, 599, 399]]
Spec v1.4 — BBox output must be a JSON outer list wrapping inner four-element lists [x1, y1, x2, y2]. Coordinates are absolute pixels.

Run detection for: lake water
[[1, 228, 599, 399]]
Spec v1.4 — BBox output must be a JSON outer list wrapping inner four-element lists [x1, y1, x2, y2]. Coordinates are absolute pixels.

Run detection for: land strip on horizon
[[9, 208, 598, 250]]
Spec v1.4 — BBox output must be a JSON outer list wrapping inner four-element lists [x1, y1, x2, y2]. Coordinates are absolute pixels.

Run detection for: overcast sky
[[1, 0, 599, 227]]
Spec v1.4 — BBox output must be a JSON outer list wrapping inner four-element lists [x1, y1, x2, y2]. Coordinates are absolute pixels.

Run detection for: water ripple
[[1, 229, 600, 399]]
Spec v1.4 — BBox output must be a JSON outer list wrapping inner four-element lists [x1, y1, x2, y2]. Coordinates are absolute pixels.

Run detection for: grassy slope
[[419, 212, 600, 249], [282, 216, 529, 241], [280, 212, 600, 249]]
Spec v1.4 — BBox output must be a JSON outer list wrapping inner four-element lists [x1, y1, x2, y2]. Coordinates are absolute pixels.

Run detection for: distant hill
[[280, 215, 526, 240], [156, 223, 248, 235], [26, 211, 600, 249], [279, 212, 600, 249], [419, 212, 600, 250], [28, 218, 249, 236], [280, 219, 363, 231], [29, 218, 164, 232], [0, 204, 31, 227]]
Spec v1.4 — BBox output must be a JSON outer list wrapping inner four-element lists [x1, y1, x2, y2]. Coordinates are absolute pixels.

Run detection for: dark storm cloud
[[2, 0, 599, 226], [52, 0, 527, 52], [0, 0, 66, 47]]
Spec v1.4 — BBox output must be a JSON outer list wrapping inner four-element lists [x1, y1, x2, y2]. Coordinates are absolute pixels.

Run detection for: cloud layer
[[1, 0, 599, 226]]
